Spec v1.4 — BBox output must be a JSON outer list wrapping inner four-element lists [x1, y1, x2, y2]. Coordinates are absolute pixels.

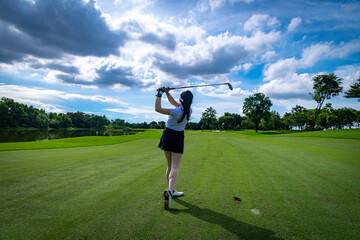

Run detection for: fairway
[[1, 130, 359, 239]]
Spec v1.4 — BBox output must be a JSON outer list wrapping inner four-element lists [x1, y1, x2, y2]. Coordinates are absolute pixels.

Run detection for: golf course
[[1, 129, 359, 240]]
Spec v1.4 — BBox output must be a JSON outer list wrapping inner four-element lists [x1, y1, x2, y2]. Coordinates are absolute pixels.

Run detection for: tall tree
[[242, 93, 272, 133], [291, 105, 308, 130], [260, 111, 282, 130], [0, 100, 10, 127], [149, 121, 158, 129], [310, 73, 343, 131], [217, 112, 243, 130], [112, 119, 126, 129], [199, 107, 217, 129], [158, 121, 166, 129], [67, 112, 91, 128], [344, 77, 360, 101]]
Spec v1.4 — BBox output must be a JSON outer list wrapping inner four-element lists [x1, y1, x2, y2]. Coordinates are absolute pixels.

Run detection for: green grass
[[228, 129, 360, 140], [284, 128, 360, 140], [0, 130, 359, 239], [0, 129, 161, 151]]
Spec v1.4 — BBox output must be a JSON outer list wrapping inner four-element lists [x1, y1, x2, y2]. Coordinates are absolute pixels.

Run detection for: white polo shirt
[[166, 107, 192, 131]]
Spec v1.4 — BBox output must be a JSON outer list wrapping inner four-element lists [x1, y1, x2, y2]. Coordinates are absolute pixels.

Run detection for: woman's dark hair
[[178, 90, 193, 123]]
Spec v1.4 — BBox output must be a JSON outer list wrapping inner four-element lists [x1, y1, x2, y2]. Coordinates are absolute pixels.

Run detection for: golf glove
[[156, 87, 165, 97]]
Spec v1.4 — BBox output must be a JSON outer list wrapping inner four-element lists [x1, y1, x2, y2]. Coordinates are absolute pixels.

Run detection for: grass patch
[[0, 130, 161, 151], [0, 129, 359, 239], [223, 129, 360, 140], [284, 128, 360, 140]]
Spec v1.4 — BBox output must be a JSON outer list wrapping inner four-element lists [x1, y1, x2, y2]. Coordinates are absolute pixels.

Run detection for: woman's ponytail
[[177, 90, 193, 123]]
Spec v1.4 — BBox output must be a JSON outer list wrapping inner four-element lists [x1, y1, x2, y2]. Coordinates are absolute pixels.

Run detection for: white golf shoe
[[163, 190, 172, 210], [171, 190, 184, 198]]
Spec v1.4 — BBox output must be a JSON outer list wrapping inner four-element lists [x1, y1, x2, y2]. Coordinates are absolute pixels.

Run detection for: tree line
[[1, 96, 359, 131], [0, 97, 166, 130], [0, 97, 110, 129], [188, 104, 360, 131]]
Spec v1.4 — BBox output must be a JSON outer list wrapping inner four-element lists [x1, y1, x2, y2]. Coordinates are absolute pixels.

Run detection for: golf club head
[[227, 83, 233, 90]]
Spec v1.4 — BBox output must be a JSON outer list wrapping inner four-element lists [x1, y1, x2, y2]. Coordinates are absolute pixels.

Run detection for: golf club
[[169, 83, 233, 91]]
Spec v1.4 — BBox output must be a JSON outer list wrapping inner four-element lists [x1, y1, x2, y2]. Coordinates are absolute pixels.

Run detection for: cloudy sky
[[0, 0, 359, 123]]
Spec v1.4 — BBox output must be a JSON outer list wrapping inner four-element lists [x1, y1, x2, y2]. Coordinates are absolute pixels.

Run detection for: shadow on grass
[[171, 198, 282, 240]]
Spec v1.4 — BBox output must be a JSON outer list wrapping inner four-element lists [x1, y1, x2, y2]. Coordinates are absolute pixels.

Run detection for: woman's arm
[[155, 96, 170, 115], [164, 88, 182, 108]]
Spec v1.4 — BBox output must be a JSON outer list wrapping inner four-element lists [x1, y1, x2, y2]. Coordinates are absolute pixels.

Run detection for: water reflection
[[0, 129, 140, 143]]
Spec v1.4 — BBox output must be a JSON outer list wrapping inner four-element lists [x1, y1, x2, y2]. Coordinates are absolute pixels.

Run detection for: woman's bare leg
[[163, 151, 172, 187], [169, 152, 182, 190]]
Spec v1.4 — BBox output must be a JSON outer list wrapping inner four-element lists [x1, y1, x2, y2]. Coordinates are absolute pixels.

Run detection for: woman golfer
[[155, 87, 193, 210]]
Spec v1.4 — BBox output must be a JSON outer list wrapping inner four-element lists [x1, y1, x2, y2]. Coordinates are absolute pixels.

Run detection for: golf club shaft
[[169, 83, 229, 90]]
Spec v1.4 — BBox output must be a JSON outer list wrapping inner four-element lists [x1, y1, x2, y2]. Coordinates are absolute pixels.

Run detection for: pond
[[0, 129, 140, 143]]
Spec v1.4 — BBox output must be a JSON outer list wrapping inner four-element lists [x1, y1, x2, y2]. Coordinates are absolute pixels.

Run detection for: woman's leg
[[168, 152, 182, 190], [163, 150, 172, 187]]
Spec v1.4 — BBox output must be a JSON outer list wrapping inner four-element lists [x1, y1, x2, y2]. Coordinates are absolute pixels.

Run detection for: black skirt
[[158, 128, 185, 154]]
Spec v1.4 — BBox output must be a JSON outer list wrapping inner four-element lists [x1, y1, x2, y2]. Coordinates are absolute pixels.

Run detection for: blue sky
[[0, 0, 359, 123]]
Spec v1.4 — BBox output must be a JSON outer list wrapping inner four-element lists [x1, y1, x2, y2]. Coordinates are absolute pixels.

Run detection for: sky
[[0, 0, 359, 123]]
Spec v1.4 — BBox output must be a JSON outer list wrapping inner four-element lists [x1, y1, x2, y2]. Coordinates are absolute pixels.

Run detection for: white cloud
[[0, 84, 128, 112], [105, 106, 165, 122], [334, 64, 360, 91], [243, 63, 253, 71], [152, 29, 280, 82], [263, 57, 298, 81], [196, 0, 253, 12], [259, 73, 313, 100], [330, 39, 360, 58], [264, 41, 359, 82], [231, 63, 253, 72], [301, 43, 332, 66], [114, 0, 153, 5], [105, 107, 153, 115], [63, 94, 128, 106], [196, 81, 253, 99], [264, 42, 338, 82], [241, 30, 281, 53], [14, 98, 65, 113], [287, 17, 302, 31], [244, 14, 280, 32], [261, 50, 276, 61], [42, 13, 209, 89], [261, 40, 360, 103]]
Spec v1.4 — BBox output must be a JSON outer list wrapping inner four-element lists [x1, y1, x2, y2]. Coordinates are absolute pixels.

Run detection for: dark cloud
[[95, 66, 138, 87], [153, 45, 248, 78], [120, 20, 143, 33], [56, 74, 79, 84], [140, 32, 176, 51], [0, 21, 62, 63], [0, 0, 126, 62], [30, 62, 79, 74], [120, 20, 177, 51], [57, 65, 139, 88]]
